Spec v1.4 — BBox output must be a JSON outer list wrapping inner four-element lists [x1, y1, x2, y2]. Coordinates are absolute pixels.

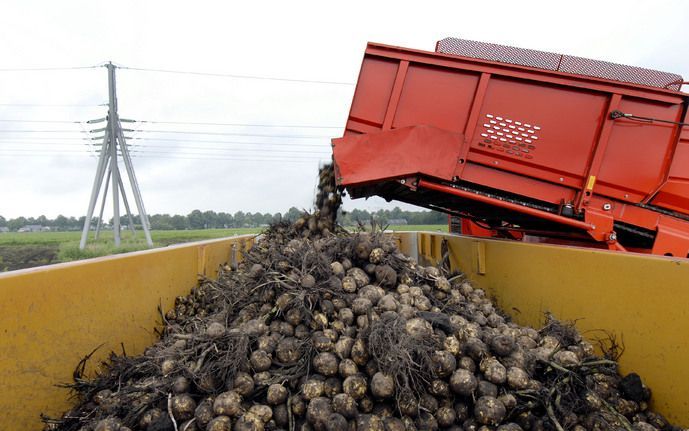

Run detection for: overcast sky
[[0, 0, 687, 219]]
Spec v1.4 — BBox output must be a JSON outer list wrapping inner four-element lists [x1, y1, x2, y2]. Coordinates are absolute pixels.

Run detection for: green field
[[0, 225, 447, 272]]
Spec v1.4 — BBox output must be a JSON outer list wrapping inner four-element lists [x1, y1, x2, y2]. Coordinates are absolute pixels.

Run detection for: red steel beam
[[417, 179, 594, 231]]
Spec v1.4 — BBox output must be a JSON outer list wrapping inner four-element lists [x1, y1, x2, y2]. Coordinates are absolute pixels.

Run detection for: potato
[[256, 335, 278, 354], [273, 404, 289, 427], [213, 391, 243, 416], [328, 393, 355, 419], [323, 377, 342, 398], [284, 307, 304, 326], [242, 319, 269, 337], [161, 359, 176, 375], [276, 337, 302, 364], [356, 415, 385, 431], [331, 335, 352, 359], [431, 350, 457, 378], [383, 417, 406, 431], [377, 294, 398, 312], [474, 396, 507, 426], [310, 352, 338, 376], [267, 384, 288, 405], [347, 267, 370, 287], [171, 393, 196, 421], [374, 265, 397, 287], [415, 411, 438, 430], [477, 380, 498, 398], [306, 397, 333, 430], [206, 415, 232, 431], [359, 395, 374, 413], [94, 418, 122, 431], [139, 408, 163, 429], [232, 372, 255, 396], [303, 379, 325, 400], [339, 358, 359, 377], [290, 395, 307, 416], [206, 321, 226, 338], [490, 334, 516, 356], [429, 379, 451, 398], [506, 367, 530, 390], [436, 406, 456, 427], [194, 400, 214, 428], [342, 276, 358, 293], [250, 350, 272, 372], [249, 404, 273, 423], [331, 261, 345, 277], [553, 350, 580, 366], [313, 334, 334, 352], [480, 357, 507, 385], [355, 239, 373, 260], [370, 372, 395, 399], [343, 375, 368, 400], [301, 274, 317, 289], [352, 297, 373, 315], [405, 318, 433, 338], [450, 368, 478, 396], [434, 276, 451, 292], [350, 338, 369, 366]]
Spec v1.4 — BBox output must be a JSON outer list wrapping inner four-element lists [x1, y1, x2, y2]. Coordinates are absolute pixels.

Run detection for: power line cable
[[0, 103, 103, 107], [136, 119, 342, 129], [0, 119, 83, 124], [131, 137, 328, 147], [0, 65, 100, 72], [131, 129, 331, 139], [119, 66, 354, 86]]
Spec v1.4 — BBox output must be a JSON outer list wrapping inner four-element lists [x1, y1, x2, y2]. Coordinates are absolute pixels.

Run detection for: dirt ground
[[0, 245, 59, 271]]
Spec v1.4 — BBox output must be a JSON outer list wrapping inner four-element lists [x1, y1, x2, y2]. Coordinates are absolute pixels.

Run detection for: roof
[[436, 37, 684, 91]]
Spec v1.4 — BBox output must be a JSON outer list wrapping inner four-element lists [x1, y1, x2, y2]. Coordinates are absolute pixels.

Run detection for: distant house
[[0, 227, 8, 233], [18, 225, 44, 232], [388, 218, 408, 225]]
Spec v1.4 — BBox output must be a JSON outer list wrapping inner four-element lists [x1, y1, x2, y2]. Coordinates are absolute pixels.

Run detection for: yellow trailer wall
[[1, 232, 689, 429], [0, 235, 253, 430]]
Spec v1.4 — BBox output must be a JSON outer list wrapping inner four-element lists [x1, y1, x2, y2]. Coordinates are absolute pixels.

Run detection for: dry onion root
[[44, 164, 683, 431]]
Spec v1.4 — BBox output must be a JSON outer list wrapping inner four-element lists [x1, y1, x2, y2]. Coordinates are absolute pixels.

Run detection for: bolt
[[559, 177, 564, 182], [400, 179, 406, 184], [608, 232, 617, 242], [603, 203, 612, 211]]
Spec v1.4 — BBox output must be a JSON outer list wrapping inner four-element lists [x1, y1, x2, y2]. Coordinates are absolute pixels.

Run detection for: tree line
[[0, 207, 447, 231]]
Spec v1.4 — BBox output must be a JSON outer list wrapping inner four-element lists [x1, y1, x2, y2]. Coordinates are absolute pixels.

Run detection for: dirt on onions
[[44, 164, 684, 431]]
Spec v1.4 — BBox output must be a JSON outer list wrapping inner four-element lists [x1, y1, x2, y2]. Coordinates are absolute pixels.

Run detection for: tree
[[170, 214, 188, 230], [233, 211, 247, 228], [188, 210, 204, 229], [8, 217, 27, 231], [0, 215, 6, 227], [284, 207, 302, 222]]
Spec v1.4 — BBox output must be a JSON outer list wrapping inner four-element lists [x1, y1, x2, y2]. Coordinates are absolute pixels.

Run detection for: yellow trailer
[[1, 232, 688, 429]]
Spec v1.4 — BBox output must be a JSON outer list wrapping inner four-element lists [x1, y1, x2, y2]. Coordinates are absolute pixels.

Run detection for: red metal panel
[[651, 140, 689, 213], [391, 64, 479, 133], [468, 76, 609, 182], [597, 97, 683, 201], [333, 125, 462, 187], [348, 57, 398, 128]]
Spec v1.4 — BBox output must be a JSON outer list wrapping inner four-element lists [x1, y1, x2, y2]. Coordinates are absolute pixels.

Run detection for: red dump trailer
[[333, 38, 689, 256]]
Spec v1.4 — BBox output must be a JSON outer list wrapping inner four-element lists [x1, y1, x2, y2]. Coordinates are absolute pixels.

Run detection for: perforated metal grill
[[436, 37, 683, 91]]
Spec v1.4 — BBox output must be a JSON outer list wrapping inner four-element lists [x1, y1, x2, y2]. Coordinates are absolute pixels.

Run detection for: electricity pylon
[[79, 62, 153, 250]]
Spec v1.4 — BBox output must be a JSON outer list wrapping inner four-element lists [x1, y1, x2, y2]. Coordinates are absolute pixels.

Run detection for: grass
[[0, 225, 447, 270]]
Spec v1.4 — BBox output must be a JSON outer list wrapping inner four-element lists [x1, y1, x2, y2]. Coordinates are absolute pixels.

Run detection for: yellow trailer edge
[[0, 232, 688, 429]]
